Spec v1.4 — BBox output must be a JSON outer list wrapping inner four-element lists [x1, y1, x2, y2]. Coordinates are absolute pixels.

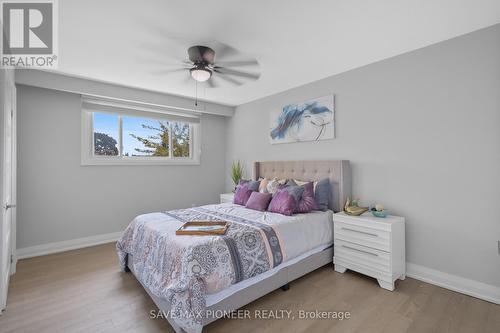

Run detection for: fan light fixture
[[190, 66, 212, 82]]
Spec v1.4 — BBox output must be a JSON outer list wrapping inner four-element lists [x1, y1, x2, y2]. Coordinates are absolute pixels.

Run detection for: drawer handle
[[341, 244, 378, 257], [341, 227, 378, 237]]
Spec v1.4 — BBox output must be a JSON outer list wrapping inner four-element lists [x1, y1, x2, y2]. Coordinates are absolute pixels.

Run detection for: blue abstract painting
[[270, 95, 334, 144]]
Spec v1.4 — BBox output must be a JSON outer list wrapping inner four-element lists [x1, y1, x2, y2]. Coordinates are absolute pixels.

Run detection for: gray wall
[[17, 85, 227, 248], [226, 25, 500, 287]]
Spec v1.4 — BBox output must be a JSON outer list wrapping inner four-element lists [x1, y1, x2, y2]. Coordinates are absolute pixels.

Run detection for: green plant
[[231, 160, 244, 187]]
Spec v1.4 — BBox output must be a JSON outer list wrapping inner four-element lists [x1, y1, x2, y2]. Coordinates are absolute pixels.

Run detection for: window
[[93, 113, 119, 156], [81, 98, 200, 165]]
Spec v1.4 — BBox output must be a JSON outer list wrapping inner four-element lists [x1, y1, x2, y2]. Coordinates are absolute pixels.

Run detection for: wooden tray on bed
[[175, 221, 229, 236]]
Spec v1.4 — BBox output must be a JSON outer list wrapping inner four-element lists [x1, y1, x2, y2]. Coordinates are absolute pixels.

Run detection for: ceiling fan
[[154, 45, 261, 87]]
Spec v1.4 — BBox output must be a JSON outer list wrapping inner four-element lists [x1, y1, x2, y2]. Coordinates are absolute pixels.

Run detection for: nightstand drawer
[[334, 239, 390, 273], [334, 221, 390, 252], [334, 257, 393, 282]]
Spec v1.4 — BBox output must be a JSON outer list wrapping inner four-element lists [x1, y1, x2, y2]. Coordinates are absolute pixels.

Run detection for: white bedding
[[204, 202, 334, 263]]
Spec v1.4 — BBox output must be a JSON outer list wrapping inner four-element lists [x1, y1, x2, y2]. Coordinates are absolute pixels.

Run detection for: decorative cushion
[[239, 179, 260, 191], [314, 178, 331, 211], [296, 182, 319, 213], [245, 192, 272, 211], [292, 178, 331, 211], [293, 179, 309, 186], [267, 178, 288, 195], [258, 178, 269, 193], [233, 183, 253, 206], [268, 185, 304, 216], [286, 179, 319, 213]]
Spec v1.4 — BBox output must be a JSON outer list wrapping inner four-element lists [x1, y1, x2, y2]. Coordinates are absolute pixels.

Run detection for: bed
[[117, 160, 351, 333]]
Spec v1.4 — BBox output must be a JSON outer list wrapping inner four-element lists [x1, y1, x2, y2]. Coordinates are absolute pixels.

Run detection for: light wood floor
[[0, 243, 499, 333]]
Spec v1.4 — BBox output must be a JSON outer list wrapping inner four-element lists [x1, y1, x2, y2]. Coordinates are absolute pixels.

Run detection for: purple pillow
[[296, 182, 319, 213], [268, 186, 303, 216], [239, 179, 260, 191], [245, 192, 272, 211], [233, 183, 253, 206]]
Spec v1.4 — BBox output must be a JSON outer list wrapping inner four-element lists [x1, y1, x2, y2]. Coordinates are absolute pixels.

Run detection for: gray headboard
[[253, 160, 352, 213]]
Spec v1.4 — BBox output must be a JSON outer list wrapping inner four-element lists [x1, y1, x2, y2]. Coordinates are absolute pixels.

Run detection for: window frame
[[81, 105, 201, 166]]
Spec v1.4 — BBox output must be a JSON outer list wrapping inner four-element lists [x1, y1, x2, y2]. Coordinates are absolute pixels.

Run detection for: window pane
[[123, 116, 170, 157], [172, 122, 190, 157], [93, 113, 119, 156]]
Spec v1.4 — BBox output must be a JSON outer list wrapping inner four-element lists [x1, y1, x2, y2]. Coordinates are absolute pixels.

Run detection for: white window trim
[[81, 103, 201, 166]]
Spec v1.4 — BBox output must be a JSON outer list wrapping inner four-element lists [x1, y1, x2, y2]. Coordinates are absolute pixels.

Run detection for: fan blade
[[214, 68, 260, 80], [206, 78, 217, 88], [150, 68, 189, 75], [214, 42, 239, 60], [214, 60, 258, 67], [136, 57, 192, 68], [184, 72, 193, 83], [215, 73, 243, 86]]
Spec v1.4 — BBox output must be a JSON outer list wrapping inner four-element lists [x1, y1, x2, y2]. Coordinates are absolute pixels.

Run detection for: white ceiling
[[58, 0, 500, 106]]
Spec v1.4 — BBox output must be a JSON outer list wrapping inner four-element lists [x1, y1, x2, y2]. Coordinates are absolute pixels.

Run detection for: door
[[0, 81, 15, 312]]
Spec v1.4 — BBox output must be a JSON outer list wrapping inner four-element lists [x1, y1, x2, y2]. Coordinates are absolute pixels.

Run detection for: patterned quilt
[[116, 206, 284, 333]]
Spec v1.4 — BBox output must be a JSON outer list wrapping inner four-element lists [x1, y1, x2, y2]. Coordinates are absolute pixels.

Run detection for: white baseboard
[[15, 231, 123, 260], [406, 262, 500, 305]]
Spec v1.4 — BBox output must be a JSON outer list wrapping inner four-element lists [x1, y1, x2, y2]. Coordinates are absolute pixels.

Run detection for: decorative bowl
[[371, 210, 388, 218]]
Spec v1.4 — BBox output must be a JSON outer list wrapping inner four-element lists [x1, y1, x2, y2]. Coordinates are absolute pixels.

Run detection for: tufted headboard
[[253, 160, 352, 212]]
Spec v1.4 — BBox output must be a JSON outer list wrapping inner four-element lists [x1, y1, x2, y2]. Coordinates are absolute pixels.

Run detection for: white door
[[0, 83, 15, 312]]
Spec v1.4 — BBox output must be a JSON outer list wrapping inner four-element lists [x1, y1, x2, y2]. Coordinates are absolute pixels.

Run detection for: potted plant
[[230, 160, 244, 192]]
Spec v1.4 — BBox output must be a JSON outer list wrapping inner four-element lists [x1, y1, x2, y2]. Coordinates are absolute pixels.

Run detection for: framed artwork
[[270, 95, 334, 144]]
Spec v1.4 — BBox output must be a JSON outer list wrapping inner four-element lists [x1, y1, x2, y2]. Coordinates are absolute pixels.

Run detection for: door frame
[[10, 85, 17, 275], [0, 72, 16, 312]]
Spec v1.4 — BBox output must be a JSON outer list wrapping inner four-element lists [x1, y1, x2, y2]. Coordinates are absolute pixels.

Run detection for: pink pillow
[[233, 183, 253, 206], [268, 188, 297, 216], [246, 192, 272, 211], [258, 178, 269, 193]]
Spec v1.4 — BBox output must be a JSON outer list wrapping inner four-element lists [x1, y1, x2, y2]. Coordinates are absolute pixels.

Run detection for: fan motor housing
[[188, 45, 215, 64]]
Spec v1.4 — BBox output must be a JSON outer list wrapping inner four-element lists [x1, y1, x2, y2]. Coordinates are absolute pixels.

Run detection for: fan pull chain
[[195, 81, 198, 107]]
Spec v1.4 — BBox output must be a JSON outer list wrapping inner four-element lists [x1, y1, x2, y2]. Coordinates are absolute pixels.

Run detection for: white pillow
[[267, 178, 287, 194], [294, 178, 318, 192]]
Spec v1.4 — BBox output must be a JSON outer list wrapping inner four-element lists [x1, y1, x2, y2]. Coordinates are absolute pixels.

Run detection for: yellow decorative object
[[375, 204, 385, 212], [343, 198, 368, 216]]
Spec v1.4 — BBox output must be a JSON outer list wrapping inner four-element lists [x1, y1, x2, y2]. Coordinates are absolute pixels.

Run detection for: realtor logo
[[1, 0, 58, 68]]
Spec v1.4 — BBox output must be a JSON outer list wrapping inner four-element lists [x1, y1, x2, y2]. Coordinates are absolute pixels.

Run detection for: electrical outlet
[[498, 241, 500, 255]]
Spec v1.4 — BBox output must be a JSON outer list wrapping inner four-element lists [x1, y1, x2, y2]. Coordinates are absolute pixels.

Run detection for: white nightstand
[[333, 211, 405, 291], [220, 193, 234, 203]]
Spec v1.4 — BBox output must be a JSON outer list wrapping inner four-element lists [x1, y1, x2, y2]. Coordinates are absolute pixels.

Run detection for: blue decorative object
[[372, 210, 389, 218]]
